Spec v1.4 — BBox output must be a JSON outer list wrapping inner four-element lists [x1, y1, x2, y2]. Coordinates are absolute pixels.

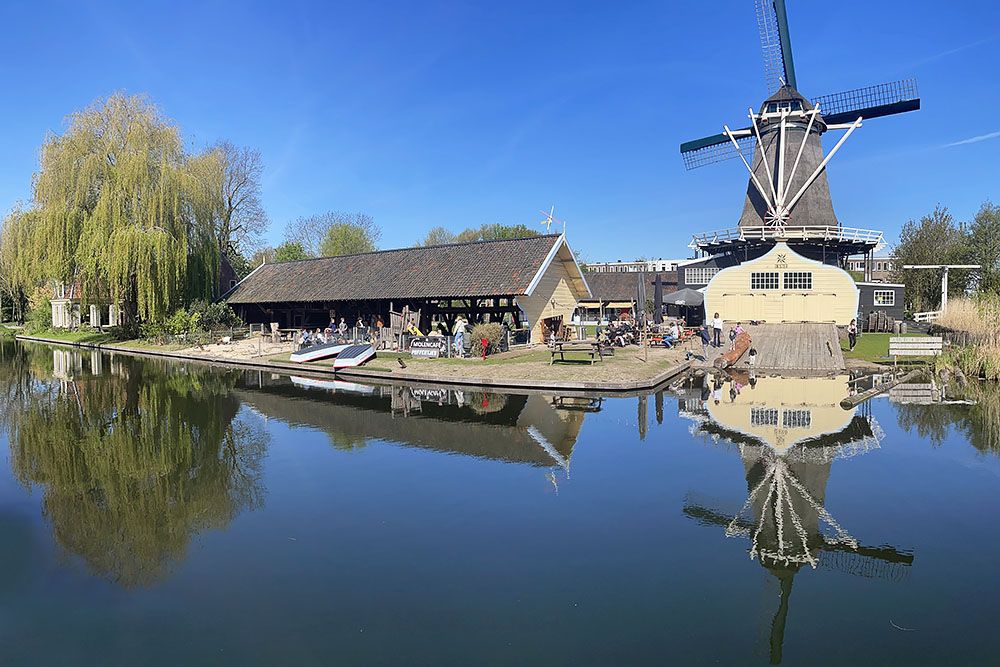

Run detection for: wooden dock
[[743, 323, 845, 372]]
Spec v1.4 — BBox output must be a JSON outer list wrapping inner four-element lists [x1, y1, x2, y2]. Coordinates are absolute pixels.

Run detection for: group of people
[[598, 319, 640, 347], [691, 313, 748, 361], [297, 314, 386, 349]]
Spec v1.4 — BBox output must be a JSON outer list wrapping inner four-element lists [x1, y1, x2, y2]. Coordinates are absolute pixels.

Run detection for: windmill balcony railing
[[689, 226, 885, 250]]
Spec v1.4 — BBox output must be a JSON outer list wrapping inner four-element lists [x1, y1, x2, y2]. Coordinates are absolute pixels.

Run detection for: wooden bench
[[550, 340, 604, 365], [889, 336, 943, 365]]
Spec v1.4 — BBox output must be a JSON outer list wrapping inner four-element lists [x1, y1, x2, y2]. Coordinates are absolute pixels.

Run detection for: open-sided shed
[[224, 234, 591, 344]]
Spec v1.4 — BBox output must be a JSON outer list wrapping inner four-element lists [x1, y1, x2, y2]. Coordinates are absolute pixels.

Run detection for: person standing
[[847, 318, 858, 351], [698, 324, 711, 360], [453, 316, 468, 358], [712, 312, 723, 348]]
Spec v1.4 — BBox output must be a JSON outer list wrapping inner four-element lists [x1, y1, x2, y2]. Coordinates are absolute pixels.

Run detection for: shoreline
[[13, 333, 692, 396]]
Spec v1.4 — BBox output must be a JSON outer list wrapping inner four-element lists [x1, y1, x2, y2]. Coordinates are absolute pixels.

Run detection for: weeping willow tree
[[4, 348, 267, 587], [0, 208, 38, 322], [31, 94, 220, 333]]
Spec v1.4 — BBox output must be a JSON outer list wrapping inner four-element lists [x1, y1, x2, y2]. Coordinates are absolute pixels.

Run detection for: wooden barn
[[224, 234, 591, 344]]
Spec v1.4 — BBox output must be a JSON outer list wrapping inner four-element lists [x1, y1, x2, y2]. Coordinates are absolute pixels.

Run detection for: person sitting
[[662, 320, 682, 348]]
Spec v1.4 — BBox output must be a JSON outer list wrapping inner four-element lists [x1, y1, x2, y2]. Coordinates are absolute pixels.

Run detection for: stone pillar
[[90, 304, 99, 328], [109, 304, 120, 327]]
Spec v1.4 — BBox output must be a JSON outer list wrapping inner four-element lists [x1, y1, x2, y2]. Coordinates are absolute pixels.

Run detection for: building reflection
[[0, 344, 268, 588], [677, 372, 914, 665], [235, 375, 591, 486]]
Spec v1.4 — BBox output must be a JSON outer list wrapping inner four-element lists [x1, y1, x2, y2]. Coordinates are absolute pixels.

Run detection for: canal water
[[0, 340, 997, 666]]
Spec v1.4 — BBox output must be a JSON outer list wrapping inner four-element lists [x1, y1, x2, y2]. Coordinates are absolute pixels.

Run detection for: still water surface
[[0, 341, 998, 666]]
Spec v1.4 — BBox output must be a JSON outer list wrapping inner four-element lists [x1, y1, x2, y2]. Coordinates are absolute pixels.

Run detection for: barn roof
[[582, 272, 677, 302], [226, 234, 589, 305]]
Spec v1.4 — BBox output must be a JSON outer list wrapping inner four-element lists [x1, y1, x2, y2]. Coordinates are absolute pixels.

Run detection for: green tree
[[284, 211, 380, 257], [419, 226, 457, 247], [31, 94, 218, 333], [273, 241, 309, 262], [453, 223, 542, 244], [891, 205, 971, 312], [0, 208, 35, 322], [968, 201, 1000, 294], [319, 223, 377, 256]]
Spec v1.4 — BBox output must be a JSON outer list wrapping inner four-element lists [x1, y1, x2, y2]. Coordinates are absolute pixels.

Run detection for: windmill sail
[[814, 79, 920, 126], [756, 0, 797, 93], [680, 132, 755, 170]]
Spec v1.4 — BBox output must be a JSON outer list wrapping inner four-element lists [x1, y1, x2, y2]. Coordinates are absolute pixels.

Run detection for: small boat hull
[[332, 344, 376, 369], [290, 376, 376, 395], [714, 331, 752, 369], [290, 342, 351, 363]]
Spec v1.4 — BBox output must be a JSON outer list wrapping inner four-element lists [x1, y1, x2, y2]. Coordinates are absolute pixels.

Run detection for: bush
[[165, 309, 193, 336], [187, 300, 241, 331], [470, 322, 503, 356], [24, 300, 52, 334]]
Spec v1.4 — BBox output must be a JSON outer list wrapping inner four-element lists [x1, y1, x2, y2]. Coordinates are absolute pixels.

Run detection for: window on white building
[[685, 267, 719, 285], [782, 410, 812, 429], [751, 408, 779, 426], [750, 272, 779, 290], [783, 271, 813, 290], [874, 290, 895, 306]]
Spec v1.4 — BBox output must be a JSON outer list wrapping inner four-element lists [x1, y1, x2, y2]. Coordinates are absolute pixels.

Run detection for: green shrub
[[24, 301, 52, 334], [187, 300, 241, 330], [165, 309, 193, 335], [470, 322, 503, 356]]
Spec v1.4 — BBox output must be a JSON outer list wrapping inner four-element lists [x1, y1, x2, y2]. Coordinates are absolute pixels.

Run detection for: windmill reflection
[[678, 372, 913, 664]]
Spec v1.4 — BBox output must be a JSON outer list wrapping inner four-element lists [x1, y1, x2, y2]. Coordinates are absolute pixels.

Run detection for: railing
[[913, 311, 941, 322], [689, 226, 885, 251]]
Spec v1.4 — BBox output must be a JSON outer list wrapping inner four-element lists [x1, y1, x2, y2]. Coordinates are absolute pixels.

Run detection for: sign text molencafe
[[409, 336, 450, 358]]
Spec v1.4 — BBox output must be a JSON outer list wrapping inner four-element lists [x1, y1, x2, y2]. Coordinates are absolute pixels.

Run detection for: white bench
[[889, 336, 943, 364]]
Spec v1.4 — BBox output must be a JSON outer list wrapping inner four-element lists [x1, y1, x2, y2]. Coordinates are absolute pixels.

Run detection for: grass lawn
[[20, 328, 117, 345], [841, 332, 929, 364]]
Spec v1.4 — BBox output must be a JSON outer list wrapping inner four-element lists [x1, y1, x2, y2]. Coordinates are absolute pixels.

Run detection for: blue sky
[[1, 0, 998, 262]]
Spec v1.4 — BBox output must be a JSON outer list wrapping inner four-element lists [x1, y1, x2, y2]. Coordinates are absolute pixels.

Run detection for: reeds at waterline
[[934, 297, 1000, 380]]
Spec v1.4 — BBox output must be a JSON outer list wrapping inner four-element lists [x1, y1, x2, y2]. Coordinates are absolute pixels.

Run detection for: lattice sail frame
[[813, 79, 919, 120], [755, 0, 786, 93], [681, 135, 756, 170]]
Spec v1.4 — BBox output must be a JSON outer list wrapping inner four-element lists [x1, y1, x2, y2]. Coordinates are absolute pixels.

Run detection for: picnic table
[[550, 339, 604, 365]]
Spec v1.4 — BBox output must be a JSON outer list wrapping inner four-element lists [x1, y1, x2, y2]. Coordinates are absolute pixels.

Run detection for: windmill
[[679, 0, 920, 235], [539, 206, 566, 233]]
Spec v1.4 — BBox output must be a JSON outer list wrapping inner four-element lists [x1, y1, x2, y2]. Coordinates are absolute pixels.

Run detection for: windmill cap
[[760, 84, 815, 112]]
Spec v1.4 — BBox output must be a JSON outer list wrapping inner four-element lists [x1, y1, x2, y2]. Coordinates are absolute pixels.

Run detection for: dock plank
[[741, 323, 845, 372]]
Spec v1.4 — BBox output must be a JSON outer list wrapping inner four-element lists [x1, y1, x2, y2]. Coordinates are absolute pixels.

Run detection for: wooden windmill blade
[[813, 79, 921, 126], [755, 0, 797, 93]]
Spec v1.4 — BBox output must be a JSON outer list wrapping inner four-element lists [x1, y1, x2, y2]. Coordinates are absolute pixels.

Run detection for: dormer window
[[766, 100, 802, 114]]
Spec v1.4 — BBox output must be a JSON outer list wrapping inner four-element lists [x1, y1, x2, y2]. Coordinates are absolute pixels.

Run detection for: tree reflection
[[3, 346, 267, 587], [896, 382, 1000, 454]]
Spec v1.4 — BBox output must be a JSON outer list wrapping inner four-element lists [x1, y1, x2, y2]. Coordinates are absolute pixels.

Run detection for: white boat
[[332, 344, 376, 369], [289, 342, 352, 363], [290, 376, 376, 395]]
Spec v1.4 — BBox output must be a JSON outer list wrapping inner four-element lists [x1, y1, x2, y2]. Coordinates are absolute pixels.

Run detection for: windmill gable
[[703, 242, 859, 325]]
